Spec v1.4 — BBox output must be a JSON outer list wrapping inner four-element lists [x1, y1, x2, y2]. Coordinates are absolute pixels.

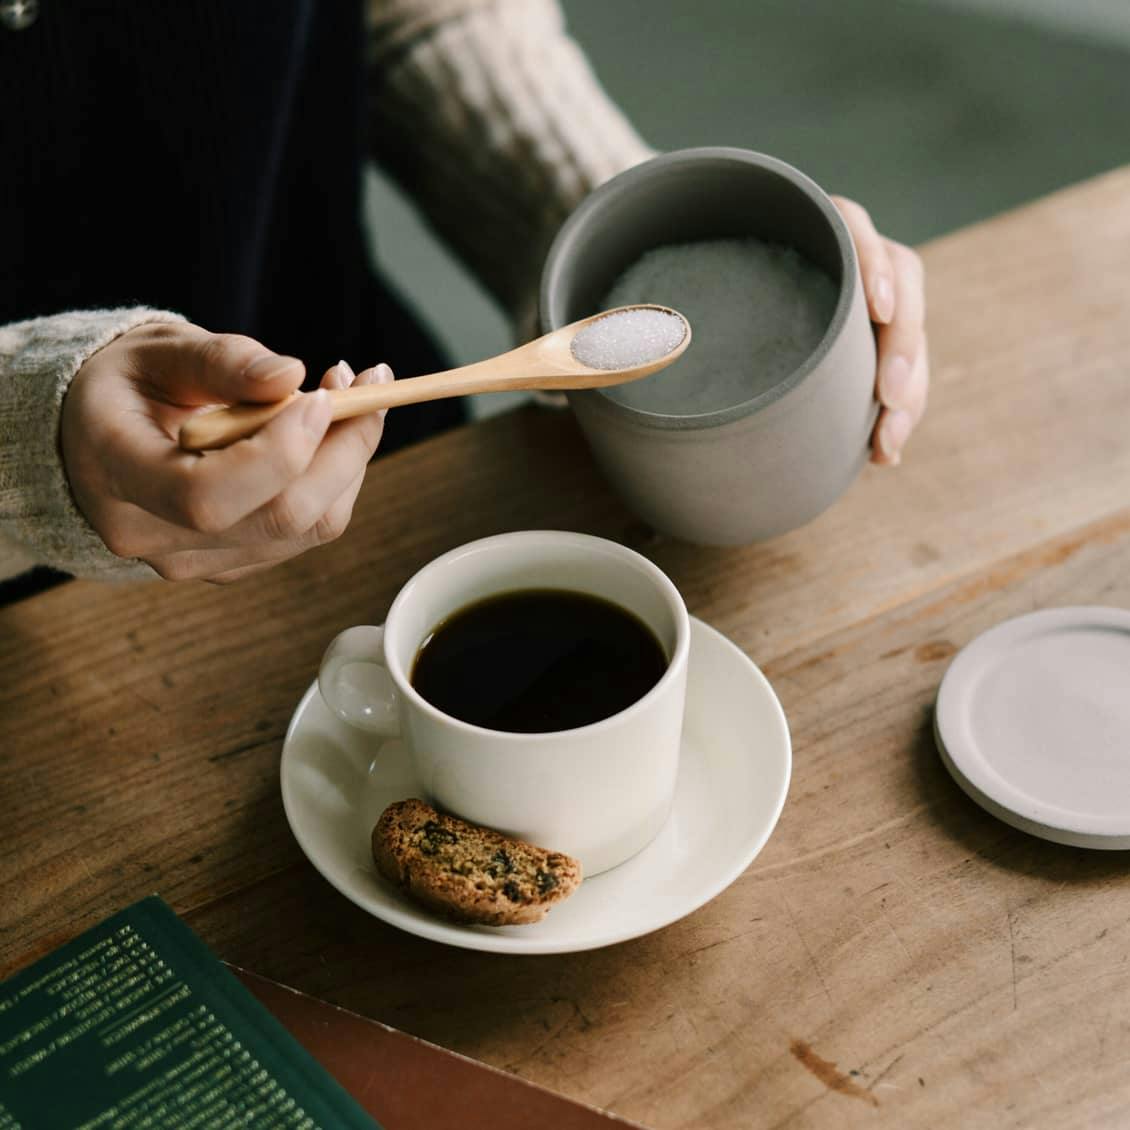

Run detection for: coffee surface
[[410, 589, 668, 733]]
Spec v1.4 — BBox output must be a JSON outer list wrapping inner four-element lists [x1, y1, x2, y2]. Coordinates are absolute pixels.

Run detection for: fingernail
[[301, 389, 331, 436], [357, 363, 395, 420], [879, 355, 912, 407], [873, 275, 894, 324], [245, 354, 303, 382], [877, 408, 911, 462], [334, 359, 356, 388], [354, 363, 392, 386]]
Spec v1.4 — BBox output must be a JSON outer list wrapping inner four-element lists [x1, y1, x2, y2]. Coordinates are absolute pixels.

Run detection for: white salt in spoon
[[178, 305, 690, 452]]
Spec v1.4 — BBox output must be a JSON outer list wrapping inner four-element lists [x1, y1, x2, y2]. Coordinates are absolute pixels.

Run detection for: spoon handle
[[177, 305, 689, 452], [178, 361, 528, 452]]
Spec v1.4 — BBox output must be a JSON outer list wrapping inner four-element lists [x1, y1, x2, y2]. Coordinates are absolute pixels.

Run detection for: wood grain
[[3, 167, 1130, 1129]]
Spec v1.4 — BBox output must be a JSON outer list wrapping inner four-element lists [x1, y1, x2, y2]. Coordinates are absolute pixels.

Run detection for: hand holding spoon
[[178, 305, 690, 452]]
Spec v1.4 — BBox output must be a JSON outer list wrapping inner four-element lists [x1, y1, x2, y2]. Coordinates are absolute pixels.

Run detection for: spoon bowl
[[178, 304, 690, 452]]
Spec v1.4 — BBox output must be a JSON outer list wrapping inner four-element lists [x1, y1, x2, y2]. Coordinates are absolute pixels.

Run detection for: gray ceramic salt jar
[[539, 147, 877, 546]]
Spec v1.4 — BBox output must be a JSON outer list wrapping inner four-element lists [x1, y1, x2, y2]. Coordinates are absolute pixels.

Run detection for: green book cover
[[0, 896, 381, 1129]]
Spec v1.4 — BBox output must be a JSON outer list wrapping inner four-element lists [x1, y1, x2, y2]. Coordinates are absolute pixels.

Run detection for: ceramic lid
[[934, 606, 1130, 849]]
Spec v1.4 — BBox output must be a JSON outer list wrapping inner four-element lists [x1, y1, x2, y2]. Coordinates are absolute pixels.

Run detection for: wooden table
[[4, 168, 1130, 1129]]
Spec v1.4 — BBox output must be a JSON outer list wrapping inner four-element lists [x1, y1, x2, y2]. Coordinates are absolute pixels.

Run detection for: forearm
[[0, 307, 184, 582], [365, 0, 653, 321]]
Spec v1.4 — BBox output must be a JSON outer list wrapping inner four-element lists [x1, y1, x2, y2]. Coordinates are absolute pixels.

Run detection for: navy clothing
[[1, 0, 463, 451]]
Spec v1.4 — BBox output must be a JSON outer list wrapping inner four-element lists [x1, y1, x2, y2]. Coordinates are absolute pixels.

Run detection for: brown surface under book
[[233, 966, 645, 1130]]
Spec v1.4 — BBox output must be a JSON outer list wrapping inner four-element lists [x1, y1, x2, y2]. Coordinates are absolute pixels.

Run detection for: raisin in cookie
[[372, 799, 582, 926]]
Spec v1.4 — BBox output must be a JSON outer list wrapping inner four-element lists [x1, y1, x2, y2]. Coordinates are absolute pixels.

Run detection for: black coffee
[[410, 589, 668, 733]]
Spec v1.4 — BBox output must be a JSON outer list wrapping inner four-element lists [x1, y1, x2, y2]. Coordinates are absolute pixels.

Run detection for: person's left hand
[[831, 196, 928, 465]]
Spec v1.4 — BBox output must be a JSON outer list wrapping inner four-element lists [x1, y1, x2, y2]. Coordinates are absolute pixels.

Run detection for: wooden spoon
[[178, 305, 690, 452]]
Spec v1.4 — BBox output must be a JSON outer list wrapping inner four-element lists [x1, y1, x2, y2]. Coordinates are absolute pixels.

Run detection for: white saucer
[[935, 606, 1130, 849], [280, 617, 791, 954]]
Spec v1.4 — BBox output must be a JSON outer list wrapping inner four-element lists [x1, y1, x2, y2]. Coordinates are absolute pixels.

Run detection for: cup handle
[[318, 625, 400, 737]]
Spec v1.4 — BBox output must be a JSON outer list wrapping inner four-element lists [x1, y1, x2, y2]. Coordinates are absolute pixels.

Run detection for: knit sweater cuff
[[0, 307, 186, 582], [366, 0, 654, 323]]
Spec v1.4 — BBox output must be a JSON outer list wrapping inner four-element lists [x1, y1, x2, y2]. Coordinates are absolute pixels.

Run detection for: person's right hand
[[60, 322, 391, 583]]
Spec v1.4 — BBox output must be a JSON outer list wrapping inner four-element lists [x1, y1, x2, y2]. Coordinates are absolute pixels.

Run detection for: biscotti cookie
[[372, 799, 582, 926]]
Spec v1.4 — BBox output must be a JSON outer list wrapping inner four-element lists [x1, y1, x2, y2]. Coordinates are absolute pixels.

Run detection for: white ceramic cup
[[317, 531, 690, 876]]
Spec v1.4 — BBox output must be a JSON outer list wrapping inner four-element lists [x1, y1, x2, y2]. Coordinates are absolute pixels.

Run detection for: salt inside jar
[[599, 238, 837, 415]]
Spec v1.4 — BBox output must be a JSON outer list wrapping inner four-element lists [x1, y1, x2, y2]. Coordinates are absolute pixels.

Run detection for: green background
[[363, 0, 1130, 409]]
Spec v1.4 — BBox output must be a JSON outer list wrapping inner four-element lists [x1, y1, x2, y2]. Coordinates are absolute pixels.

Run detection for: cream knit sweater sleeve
[[0, 308, 185, 583], [365, 0, 653, 322]]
